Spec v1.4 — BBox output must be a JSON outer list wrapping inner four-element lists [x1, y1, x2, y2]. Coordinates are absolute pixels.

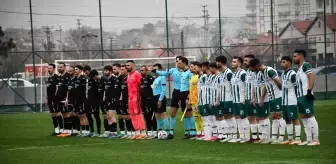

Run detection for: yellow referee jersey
[[189, 74, 199, 105]]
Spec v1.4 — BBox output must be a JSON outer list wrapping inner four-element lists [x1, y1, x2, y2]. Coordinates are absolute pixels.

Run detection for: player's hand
[[306, 90, 315, 101], [259, 100, 264, 107], [251, 98, 256, 107], [215, 101, 220, 107], [157, 101, 162, 109], [194, 106, 198, 112], [242, 100, 245, 105], [151, 69, 157, 73]]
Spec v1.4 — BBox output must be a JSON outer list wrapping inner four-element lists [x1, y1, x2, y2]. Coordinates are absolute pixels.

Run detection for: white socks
[[264, 118, 271, 140], [278, 118, 286, 141], [221, 120, 228, 138], [302, 118, 312, 141], [226, 117, 237, 139], [294, 125, 301, 141], [251, 123, 258, 139], [241, 117, 250, 139], [217, 120, 223, 139], [286, 124, 294, 140], [271, 119, 279, 140], [308, 117, 319, 141]]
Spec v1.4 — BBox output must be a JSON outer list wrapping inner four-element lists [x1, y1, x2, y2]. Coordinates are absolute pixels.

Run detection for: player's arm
[[240, 72, 246, 103], [215, 77, 221, 105], [54, 75, 59, 96], [268, 69, 282, 89], [251, 83, 256, 105], [290, 73, 298, 96], [159, 77, 167, 101], [304, 63, 315, 90], [154, 68, 173, 77]]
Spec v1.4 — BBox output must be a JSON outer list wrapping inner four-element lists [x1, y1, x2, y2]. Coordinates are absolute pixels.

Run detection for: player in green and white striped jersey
[[279, 56, 302, 145], [293, 50, 319, 146], [229, 56, 250, 143], [252, 70, 271, 143], [216, 56, 233, 143], [243, 54, 259, 142], [249, 58, 285, 144], [208, 62, 223, 141]]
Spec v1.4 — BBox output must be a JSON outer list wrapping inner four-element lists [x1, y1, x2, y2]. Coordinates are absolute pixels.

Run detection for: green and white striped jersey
[[253, 71, 269, 103], [296, 62, 313, 97], [281, 69, 297, 106], [210, 73, 221, 105], [204, 74, 215, 105], [231, 69, 246, 103], [263, 66, 281, 100], [219, 68, 233, 102], [245, 69, 255, 100], [198, 74, 207, 106]]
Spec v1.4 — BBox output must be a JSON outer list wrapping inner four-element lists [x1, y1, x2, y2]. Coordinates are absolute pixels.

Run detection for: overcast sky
[[1, 0, 246, 31]]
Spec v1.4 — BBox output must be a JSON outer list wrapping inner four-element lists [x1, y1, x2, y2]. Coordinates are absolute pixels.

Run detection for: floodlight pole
[[29, 0, 38, 111], [324, 0, 328, 99], [165, 0, 171, 98], [99, 0, 104, 67]]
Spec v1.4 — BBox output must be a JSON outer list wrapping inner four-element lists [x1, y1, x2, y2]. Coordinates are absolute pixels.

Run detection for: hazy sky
[[1, 0, 246, 31]]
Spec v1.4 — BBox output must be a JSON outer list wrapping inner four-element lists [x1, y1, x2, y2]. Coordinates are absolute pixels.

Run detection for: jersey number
[[305, 108, 310, 114]]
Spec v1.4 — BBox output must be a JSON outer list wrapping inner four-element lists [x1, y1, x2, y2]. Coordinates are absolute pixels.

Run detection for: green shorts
[[212, 105, 224, 116], [282, 105, 299, 121], [256, 102, 270, 118], [233, 103, 247, 118], [269, 98, 282, 112], [245, 100, 256, 116], [297, 96, 314, 115], [221, 101, 233, 115], [198, 105, 208, 116]]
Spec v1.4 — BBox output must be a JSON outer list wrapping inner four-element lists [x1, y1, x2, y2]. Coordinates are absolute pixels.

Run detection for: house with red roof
[[306, 14, 336, 65]]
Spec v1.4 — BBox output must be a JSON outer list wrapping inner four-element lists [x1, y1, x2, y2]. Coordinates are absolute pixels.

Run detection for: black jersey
[[46, 74, 58, 99], [113, 75, 122, 100], [97, 76, 105, 101], [120, 75, 128, 102], [88, 77, 99, 100], [140, 75, 154, 99], [104, 75, 115, 101], [74, 75, 87, 101], [56, 72, 70, 100], [67, 76, 77, 103]]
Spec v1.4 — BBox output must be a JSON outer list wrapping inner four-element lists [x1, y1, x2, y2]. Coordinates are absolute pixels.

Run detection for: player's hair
[[89, 69, 99, 77], [69, 65, 75, 69], [233, 56, 243, 64], [126, 60, 135, 64], [249, 58, 261, 67], [140, 65, 147, 70], [83, 65, 91, 72], [58, 62, 66, 67], [48, 63, 56, 69], [153, 63, 162, 69], [293, 49, 306, 58], [201, 61, 210, 68], [180, 57, 188, 65], [191, 61, 201, 67], [104, 65, 112, 71], [215, 56, 227, 64], [75, 65, 83, 70], [281, 56, 292, 63], [244, 54, 255, 59], [121, 64, 126, 68], [176, 56, 182, 60], [112, 63, 121, 68], [209, 62, 218, 69]]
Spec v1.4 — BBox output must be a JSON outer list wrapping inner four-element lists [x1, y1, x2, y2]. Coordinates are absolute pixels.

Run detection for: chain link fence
[[1, 0, 336, 112]]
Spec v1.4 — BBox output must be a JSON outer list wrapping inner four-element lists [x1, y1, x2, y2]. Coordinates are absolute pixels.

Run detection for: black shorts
[[75, 99, 85, 114], [117, 100, 128, 115], [141, 98, 156, 115], [180, 91, 192, 112], [154, 95, 166, 113], [103, 99, 118, 112], [85, 101, 100, 114], [170, 89, 181, 108], [47, 98, 58, 113]]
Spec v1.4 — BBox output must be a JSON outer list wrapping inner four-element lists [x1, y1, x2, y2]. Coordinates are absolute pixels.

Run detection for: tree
[[143, 23, 155, 35]]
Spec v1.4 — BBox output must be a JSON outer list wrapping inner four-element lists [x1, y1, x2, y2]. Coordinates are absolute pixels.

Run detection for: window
[[318, 21, 321, 28], [10, 80, 24, 88], [316, 0, 323, 8], [326, 38, 330, 47], [318, 53, 324, 61]]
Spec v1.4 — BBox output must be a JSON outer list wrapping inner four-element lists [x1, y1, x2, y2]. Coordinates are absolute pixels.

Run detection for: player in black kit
[[140, 65, 157, 139], [74, 65, 90, 137], [66, 66, 80, 136], [87, 69, 102, 137], [46, 63, 60, 136], [55, 62, 69, 136], [119, 65, 135, 139], [102, 65, 118, 138]]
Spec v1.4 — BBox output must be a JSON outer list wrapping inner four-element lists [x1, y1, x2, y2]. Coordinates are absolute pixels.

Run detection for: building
[[306, 14, 336, 65], [246, 0, 335, 35]]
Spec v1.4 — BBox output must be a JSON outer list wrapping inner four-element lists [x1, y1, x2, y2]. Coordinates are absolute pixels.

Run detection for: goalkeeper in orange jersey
[[187, 61, 204, 140]]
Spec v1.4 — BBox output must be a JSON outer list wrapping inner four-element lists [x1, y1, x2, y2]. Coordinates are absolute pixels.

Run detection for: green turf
[[1, 100, 336, 164]]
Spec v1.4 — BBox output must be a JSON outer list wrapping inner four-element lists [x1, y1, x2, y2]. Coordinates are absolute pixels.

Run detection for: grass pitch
[[1, 100, 336, 164]]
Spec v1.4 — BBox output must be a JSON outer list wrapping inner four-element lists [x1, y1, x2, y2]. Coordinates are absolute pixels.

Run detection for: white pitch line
[[7, 141, 134, 151]]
